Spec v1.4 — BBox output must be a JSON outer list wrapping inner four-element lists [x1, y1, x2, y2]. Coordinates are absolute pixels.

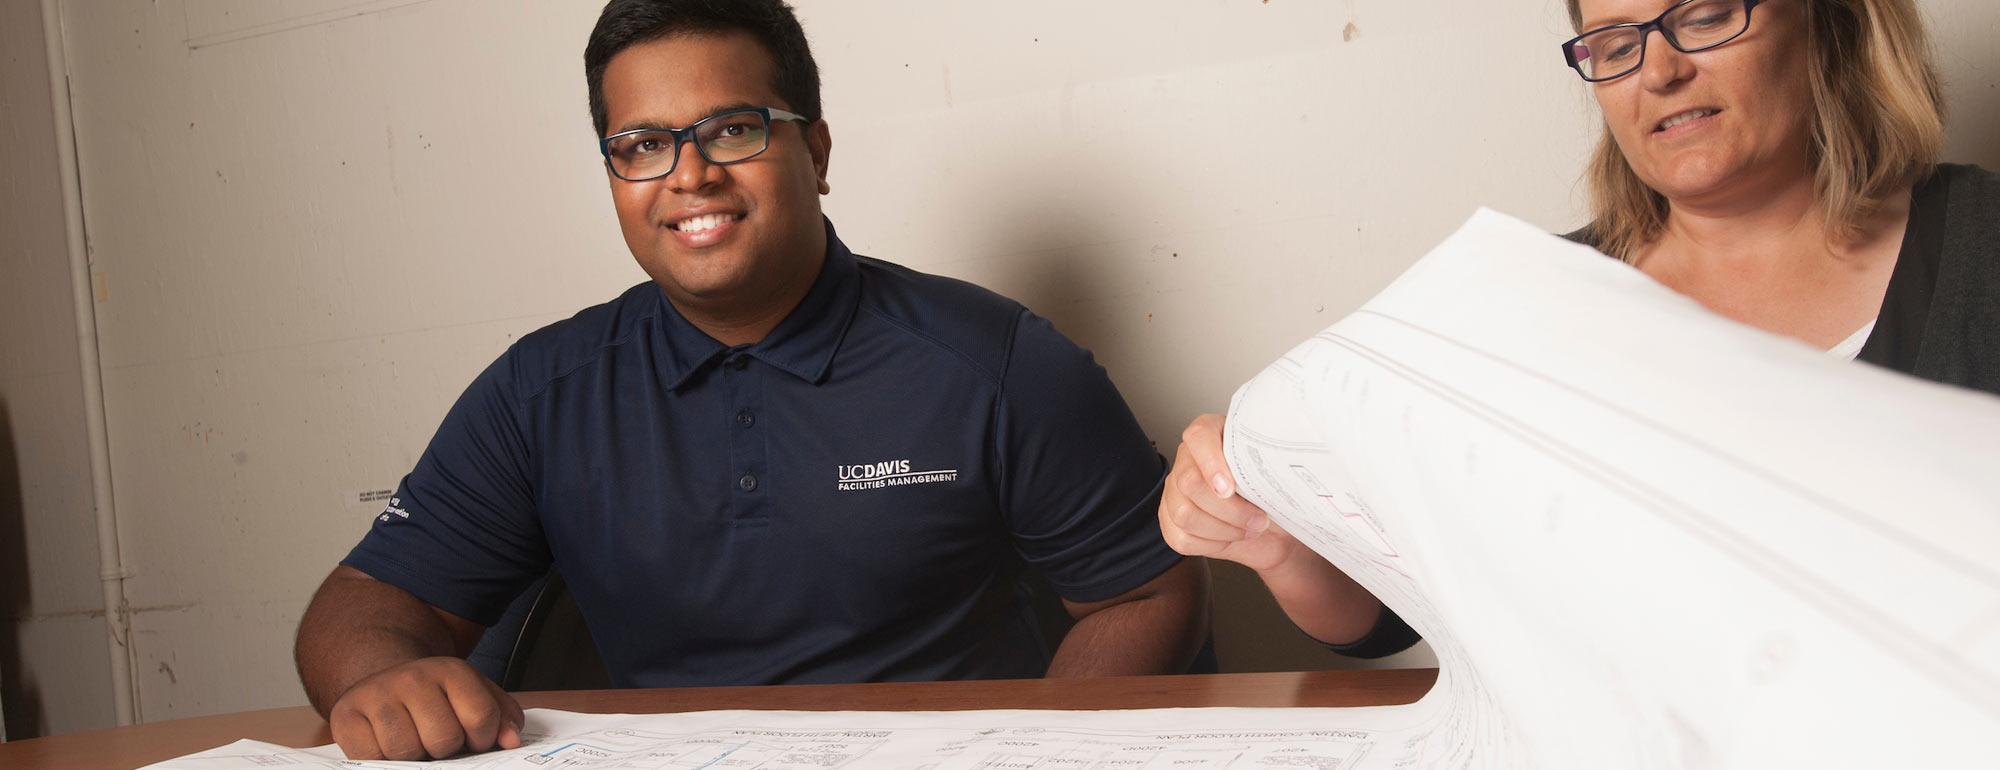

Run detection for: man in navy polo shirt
[[292, 0, 1209, 761]]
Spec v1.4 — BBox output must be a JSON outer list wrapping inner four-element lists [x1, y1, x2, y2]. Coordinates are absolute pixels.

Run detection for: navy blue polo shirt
[[342, 220, 1180, 687]]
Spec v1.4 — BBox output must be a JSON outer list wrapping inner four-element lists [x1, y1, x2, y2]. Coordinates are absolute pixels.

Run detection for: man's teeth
[[1658, 109, 1717, 131], [674, 213, 738, 232]]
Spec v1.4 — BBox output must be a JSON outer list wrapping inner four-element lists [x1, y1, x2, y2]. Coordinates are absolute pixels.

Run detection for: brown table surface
[[0, 668, 1438, 769]]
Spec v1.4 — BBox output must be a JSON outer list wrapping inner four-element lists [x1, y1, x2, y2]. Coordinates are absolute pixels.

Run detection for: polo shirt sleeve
[[993, 310, 1183, 603], [1317, 604, 1422, 659], [340, 350, 551, 627]]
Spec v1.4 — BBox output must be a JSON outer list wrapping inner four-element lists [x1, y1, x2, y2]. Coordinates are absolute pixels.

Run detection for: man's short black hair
[[584, 0, 822, 137]]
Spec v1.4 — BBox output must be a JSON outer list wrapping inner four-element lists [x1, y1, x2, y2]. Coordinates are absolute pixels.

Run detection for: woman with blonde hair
[[1160, 0, 1999, 655]]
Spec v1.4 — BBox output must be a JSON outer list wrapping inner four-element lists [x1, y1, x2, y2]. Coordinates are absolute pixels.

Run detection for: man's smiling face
[[600, 30, 831, 308]]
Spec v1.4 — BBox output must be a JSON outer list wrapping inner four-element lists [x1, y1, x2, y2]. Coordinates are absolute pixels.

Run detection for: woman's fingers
[[1180, 414, 1236, 497]]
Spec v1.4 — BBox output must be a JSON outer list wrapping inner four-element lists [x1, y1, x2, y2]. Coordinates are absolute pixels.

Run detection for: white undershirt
[[1827, 320, 1876, 361]]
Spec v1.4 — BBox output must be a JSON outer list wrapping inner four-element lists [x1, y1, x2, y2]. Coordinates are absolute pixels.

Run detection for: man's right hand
[[327, 656, 525, 761], [1158, 414, 1307, 573]]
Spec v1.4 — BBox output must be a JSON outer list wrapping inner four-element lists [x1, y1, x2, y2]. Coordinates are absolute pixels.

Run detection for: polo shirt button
[[726, 355, 750, 371], [736, 410, 755, 428], [737, 473, 758, 492]]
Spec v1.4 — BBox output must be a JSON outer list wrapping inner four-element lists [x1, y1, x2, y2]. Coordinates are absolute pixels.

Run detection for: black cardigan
[[1856, 163, 2000, 396]]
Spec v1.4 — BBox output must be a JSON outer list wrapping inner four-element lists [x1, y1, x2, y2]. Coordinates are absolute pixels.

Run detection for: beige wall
[[0, 0, 118, 739], [6, 0, 1997, 732]]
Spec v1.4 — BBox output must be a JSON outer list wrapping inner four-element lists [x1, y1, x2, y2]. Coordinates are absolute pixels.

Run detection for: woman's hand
[[1158, 413, 1389, 648], [1157, 414, 1306, 573]]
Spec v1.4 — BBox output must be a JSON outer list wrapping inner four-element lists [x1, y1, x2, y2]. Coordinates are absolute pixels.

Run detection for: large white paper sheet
[[147, 209, 2000, 769], [145, 705, 1436, 768], [1224, 208, 2000, 768]]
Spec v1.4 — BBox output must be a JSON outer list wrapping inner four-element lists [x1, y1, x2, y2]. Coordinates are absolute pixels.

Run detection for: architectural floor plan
[[144, 706, 1413, 768]]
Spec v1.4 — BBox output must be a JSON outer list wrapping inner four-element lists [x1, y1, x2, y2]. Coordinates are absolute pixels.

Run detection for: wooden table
[[0, 669, 1437, 769]]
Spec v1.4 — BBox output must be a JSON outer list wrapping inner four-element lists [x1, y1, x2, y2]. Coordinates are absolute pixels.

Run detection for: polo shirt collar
[[657, 218, 861, 391]]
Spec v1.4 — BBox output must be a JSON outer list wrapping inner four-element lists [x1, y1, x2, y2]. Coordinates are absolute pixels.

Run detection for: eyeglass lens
[[1569, 0, 1749, 81], [604, 111, 772, 181]]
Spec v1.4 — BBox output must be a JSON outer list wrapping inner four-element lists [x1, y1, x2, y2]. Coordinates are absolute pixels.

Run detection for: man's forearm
[[294, 567, 471, 716], [1046, 559, 1211, 677]]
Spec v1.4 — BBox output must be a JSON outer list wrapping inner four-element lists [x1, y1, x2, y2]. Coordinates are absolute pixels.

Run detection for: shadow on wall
[[963, 153, 1363, 674], [1964, 42, 2000, 165], [0, 397, 46, 739], [966, 206, 1121, 355], [962, 155, 1170, 411]]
